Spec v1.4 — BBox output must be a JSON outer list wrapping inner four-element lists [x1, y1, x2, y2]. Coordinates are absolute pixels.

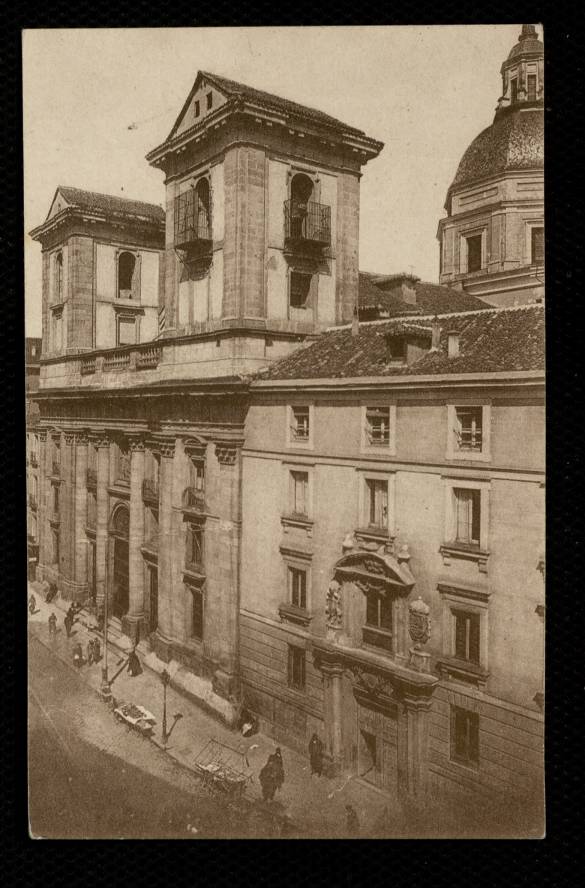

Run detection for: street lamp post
[[160, 669, 182, 746], [100, 584, 112, 703]]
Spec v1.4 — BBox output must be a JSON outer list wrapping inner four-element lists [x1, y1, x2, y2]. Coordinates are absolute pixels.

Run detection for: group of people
[[72, 636, 102, 669]]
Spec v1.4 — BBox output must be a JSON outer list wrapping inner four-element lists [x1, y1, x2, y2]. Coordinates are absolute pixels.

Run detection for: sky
[[23, 24, 531, 336]]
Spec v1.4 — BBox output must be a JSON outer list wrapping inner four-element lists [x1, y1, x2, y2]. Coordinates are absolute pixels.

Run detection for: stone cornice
[[29, 205, 165, 243]]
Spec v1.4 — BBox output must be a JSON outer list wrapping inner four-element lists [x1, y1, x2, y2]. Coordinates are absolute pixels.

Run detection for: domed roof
[[507, 36, 543, 60], [448, 108, 543, 194]]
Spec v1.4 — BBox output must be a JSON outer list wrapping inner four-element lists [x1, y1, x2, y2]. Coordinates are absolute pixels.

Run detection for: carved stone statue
[[326, 579, 343, 629]]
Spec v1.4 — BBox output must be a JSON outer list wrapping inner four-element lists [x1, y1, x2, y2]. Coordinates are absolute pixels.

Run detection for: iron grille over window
[[288, 645, 306, 690], [366, 407, 390, 445], [531, 227, 544, 265], [454, 407, 483, 451], [450, 706, 479, 766], [291, 406, 310, 440], [284, 200, 331, 246]]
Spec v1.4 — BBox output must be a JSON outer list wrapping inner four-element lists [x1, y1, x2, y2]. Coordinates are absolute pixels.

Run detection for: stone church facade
[[29, 29, 544, 807]]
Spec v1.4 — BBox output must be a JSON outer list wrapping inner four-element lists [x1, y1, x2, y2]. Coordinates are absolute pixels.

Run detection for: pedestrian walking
[[93, 637, 101, 662], [268, 747, 285, 795], [345, 804, 360, 837], [86, 638, 95, 665], [28, 593, 36, 615], [259, 756, 277, 802], [127, 646, 142, 677], [308, 733, 324, 777], [72, 643, 84, 669], [48, 612, 57, 636], [64, 613, 73, 638]]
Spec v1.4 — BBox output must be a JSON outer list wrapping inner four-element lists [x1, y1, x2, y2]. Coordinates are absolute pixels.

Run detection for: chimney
[[447, 330, 460, 358], [351, 305, 359, 337], [431, 317, 441, 350]]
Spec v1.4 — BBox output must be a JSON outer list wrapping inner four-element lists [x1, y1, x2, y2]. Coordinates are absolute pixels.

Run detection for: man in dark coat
[[345, 804, 360, 837], [48, 612, 57, 636], [308, 733, 324, 777], [127, 647, 142, 677], [259, 757, 277, 802], [268, 748, 284, 794]]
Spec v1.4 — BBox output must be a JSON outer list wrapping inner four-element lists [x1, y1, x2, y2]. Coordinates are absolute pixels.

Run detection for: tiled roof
[[260, 305, 544, 380], [358, 273, 487, 315], [200, 71, 367, 136], [449, 108, 543, 193], [56, 187, 165, 224]]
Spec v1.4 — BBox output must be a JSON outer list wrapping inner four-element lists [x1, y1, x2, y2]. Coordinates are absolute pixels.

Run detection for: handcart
[[114, 701, 157, 738], [192, 738, 252, 798]]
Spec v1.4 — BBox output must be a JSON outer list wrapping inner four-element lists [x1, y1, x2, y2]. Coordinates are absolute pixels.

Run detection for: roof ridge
[[58, 185, 163, 212], [327, 301, 543, 333]]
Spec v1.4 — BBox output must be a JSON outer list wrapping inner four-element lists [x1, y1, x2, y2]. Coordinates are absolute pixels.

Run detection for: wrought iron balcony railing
[[182, 486, 206, 513], [284, 199, 331, 247], [174, 192, 212, 250], [142, 478, 160, 506], [51, 461, 61, 477]]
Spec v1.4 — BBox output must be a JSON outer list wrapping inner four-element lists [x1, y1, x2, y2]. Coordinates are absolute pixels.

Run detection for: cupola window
[[527, 74, 537, 102]]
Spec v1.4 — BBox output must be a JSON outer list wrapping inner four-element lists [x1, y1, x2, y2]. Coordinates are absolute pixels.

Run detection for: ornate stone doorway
[[357, 698, 399, 793]]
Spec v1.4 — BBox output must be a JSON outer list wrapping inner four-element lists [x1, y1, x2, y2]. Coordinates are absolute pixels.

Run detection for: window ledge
[[281, 513, 314, 537], [278, 602, 312, 628], [183, 565, 206, 586], [440, 542, 489, 574], [437, 656, 489, 689]]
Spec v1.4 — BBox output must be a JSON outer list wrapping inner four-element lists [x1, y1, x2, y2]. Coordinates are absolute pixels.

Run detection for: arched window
[[195, 179, 211, 239], [111, 504, 130, 538], [117, 251, 137, 299], [54, 251, 63, 303]]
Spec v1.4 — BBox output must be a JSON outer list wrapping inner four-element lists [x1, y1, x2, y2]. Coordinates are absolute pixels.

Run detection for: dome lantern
[[497, 24, 544, 114]]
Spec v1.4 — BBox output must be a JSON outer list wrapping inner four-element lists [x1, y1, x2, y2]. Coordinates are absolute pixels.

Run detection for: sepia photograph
[[24, 24, 545, 839]]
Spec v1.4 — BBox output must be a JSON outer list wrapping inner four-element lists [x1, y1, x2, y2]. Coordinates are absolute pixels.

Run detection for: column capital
[[38, 428, 48, 442], [128, 434, 147, 453], [50, 429, 62, 442], [214, 439, 243, 466], [63, 430, 76, 446], [89, 430, 111, 449], [152, 436, 175, 459], [75, 429, 90, 446]]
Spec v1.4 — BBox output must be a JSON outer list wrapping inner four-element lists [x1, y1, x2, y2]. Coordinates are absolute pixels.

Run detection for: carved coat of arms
[[408, 596, 431, 648]]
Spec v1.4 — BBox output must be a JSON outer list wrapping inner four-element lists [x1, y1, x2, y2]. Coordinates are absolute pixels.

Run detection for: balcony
[[51, 461, 61, 478], [284, 200, 331, 248], [142, 478, 160, 506], [86, 468, 97, 489], [28, 494, 38, 512], [182, 486, 206, 515], [174, 192, 212, 251], [135, 346, 162, 370], [80, 356, 96, 376]]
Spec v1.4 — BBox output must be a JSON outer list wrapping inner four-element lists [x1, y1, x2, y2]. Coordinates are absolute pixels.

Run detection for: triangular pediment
[[45, 187, 73, 222], [168, 72, 230, 140]]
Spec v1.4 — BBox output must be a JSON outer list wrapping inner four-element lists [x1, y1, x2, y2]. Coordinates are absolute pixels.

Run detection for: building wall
[[240, 384, 545, 793]]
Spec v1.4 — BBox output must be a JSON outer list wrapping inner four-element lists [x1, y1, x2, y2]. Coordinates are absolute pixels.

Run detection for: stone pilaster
[[73, 431, 89, 598], [400, 688, 435, 799], [36, 429, 48, 581], [123, 434, 146, 643], [91, 431, 110, 618], [319, 656, 344, 776], [153, 437, 175, 656]]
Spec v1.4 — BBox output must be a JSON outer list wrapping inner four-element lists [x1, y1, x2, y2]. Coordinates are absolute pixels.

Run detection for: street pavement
[[30, 583, 532, 838]]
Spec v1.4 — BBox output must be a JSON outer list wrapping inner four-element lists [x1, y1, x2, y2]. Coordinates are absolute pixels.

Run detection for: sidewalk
[[29, 582, 403, 838]]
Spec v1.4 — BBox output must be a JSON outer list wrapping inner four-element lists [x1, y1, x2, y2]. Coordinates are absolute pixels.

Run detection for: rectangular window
[[288, 567, 307, 610], [466, 234, 483, 273], [206, 92, 213, 110], [450, 706, 479, 766], [52, 530, 60, 566], [454, 406, 483, 452], [454, 610, 480, 663], [191, 588, 204, 640], [290, 470, 309, 516], [366, 407, 390, 446], [527, 74, 537, 101], [191, 459, 205, 492], [53, 485, 60, 515], [289, 272, 311, 309], [288, 645, 306, 690], [291, 406, 310, 441], [187, 524, 204, 569], [365, 590, 392, 631], [510, 78, 518, 102], [454, 488, 481, 546], [194, 99, 200, 118], [117, 317, 136, 346], [366, 478, 388, 528], [531, 227, 544, 264]]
